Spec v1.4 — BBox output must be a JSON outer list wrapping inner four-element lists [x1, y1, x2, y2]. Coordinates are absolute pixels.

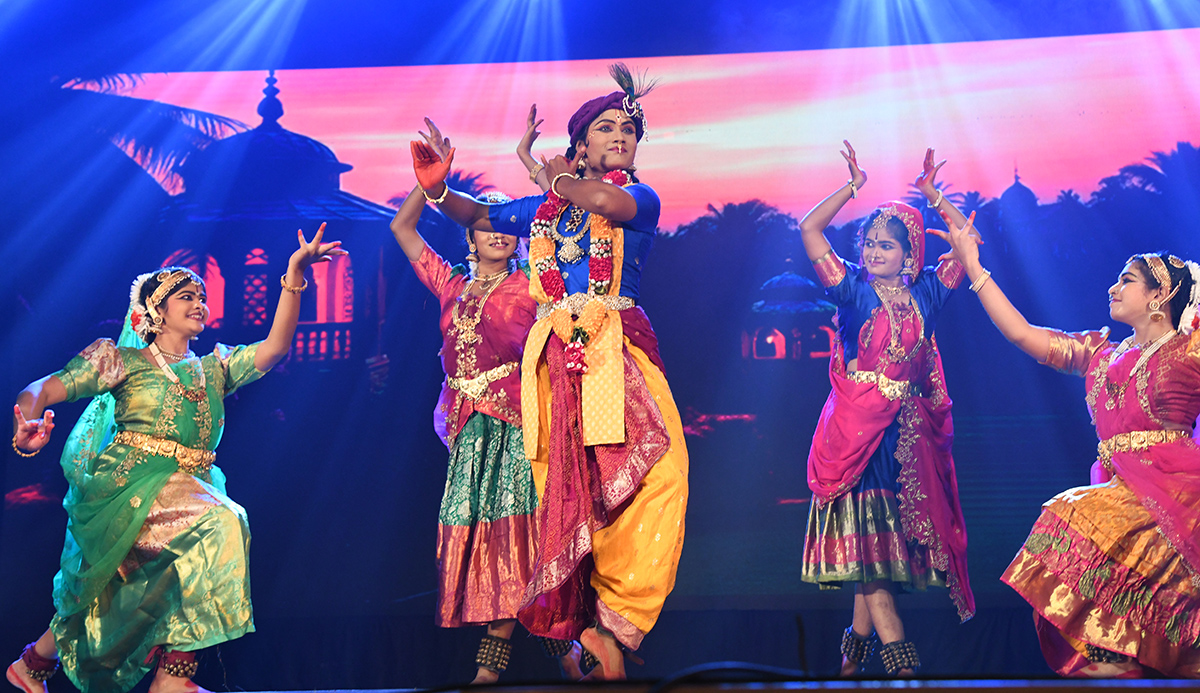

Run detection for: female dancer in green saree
[[8, 225, 344, 693]]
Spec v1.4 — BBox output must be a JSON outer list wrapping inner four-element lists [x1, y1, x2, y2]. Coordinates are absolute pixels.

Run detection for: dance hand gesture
[[540, 149, 583, 196], [927, 210, 982, 265], [915, 148, 947, 197], [13, 404, 54, 453], [841, 140, 867, 189], [518, 104, 544, 160], [289, 223, 347, 272], [412, 117, 455, 194], [419, 117, 453, 162]]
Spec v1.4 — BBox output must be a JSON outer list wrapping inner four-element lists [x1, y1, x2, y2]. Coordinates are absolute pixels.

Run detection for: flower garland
[[529, 169, 631, 373]]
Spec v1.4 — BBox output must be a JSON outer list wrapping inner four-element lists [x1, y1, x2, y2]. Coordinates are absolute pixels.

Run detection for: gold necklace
[[472, 268, 509, 283], [549, 205, 590, 264], [870, 282, 924, 364], [871, 279, 907, 298], [1101, 329, 1176, 410], [450, 272, 509, 350]]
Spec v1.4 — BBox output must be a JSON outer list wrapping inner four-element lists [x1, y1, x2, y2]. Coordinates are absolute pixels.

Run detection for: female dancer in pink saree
[[934, 213, 1200, 678], [798, 143, 976, 676]]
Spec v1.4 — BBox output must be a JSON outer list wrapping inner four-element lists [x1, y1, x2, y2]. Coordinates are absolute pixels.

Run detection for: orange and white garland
[[529, 169, 631, 373]]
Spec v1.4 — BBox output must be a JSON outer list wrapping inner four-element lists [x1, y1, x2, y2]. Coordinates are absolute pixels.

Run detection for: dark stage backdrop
[[3, 18, 1200, 690]]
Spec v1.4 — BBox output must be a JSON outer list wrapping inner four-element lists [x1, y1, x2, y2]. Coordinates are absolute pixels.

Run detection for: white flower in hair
[[1180, 259, 1200, 335]]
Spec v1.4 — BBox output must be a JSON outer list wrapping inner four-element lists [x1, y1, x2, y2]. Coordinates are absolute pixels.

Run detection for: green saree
[[47, 338, 267, 693]]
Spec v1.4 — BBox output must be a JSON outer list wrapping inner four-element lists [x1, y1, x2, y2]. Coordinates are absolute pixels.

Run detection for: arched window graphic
[[292, 255, 353, 362], [243, 248, 269, 326], [752, 327, 787, 360], [160, 249, 225, 328]]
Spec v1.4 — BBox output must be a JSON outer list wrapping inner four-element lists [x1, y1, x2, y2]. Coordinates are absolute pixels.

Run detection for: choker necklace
[[150, 342, 191, 361], [871, 279, 908, 298], [472, 268, 510, 283]]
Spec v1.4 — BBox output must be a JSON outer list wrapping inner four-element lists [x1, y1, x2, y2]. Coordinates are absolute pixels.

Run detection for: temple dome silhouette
[[156, 71, 391, 369], [165, 71, 388, 221], [999, 167, 1039, 232]]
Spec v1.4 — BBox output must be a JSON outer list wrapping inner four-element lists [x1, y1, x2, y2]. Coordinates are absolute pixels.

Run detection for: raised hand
[[13, 404, 54, 453], [928, 210, 982, 265], [518, 104, 544, 159], [289, 222, 348, 271], [411, 141, 455, 193], [841, 140, 867, 189], [419, 117, 453, 162], [915, 148, 947, 197]]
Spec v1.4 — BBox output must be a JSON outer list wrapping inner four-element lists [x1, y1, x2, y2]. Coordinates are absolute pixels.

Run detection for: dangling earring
[[1149, 300, 1165, 322], [466, 242, 479, 264], [902, 257, 916, 277]]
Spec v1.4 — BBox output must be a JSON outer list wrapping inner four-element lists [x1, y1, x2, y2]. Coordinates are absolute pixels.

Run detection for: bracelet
[[969, 269, 992, 293], [12, 436, 39, 457], [422, 183, 448, 204], [280, 275, 308, 294], [846, 180, 858, 199], [551, 172, 575, 198], [528, 163, 544, 183], [928, 189, 944, 209]]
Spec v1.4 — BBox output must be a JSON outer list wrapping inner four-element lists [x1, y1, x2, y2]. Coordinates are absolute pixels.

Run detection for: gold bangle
[[528, 163, 545, 183], [846, 180, 858, 199], [12, 436, 39, 457], [280, 274, 308, 294], [422, 183, 448, 204], [928, 189, 944, 209], [551, 172, 574, 198], [969, 269, 992, 293]]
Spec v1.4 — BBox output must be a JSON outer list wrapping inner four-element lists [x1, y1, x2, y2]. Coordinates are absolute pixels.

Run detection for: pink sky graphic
[[121, 27, 1200, 230]]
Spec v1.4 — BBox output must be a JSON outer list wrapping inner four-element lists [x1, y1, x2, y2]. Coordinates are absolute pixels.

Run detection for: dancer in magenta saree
[[798, 143, 976, 677], [934, 213, 1200, 677]]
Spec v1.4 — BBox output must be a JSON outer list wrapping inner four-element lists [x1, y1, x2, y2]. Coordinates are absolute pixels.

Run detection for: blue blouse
[[829, 260, 955, 362], [488, 184, 661, 302]]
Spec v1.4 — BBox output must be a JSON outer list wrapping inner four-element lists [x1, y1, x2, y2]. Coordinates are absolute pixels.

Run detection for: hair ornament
[[1179, 259, 1200, 336], [127, 268, 203, 339], [609, 62, 657, 137]]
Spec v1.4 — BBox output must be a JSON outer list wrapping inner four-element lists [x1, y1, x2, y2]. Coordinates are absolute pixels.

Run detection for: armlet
[[1039, 327, 1111, 377], [813, 250, 847, 288]]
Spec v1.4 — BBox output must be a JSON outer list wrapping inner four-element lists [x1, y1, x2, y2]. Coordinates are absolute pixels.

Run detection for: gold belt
[[536, 293, 634, 320], [1097, 429, 1189, 463], [112, 430, 215, 474], [447, 361, 518, 401], [847, 370, 918, 401]]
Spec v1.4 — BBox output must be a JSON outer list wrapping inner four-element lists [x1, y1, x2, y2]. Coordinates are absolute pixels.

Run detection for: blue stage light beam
[[828, 0, 1015, 48], [415, 0, 567, 66]]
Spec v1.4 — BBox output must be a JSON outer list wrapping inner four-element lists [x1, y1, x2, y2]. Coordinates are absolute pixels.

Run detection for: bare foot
[[1078, 661, 1143, 678], [558, 642, 584, 680], [580, 627, 625, 681], [6, 661, 48, 693], [470, 667, 499, 685], [148, 667, 206, 693], [838, 657, 859, 677]]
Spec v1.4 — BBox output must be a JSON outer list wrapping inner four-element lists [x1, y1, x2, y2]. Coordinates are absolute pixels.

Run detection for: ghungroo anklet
[[19, 643, 58, 682], [159, 650, 199, 678], [839, 627, 880, 666], [537, 637, 574, 659], [580, 647, 599, 672], [475, 635, 511, 673], [879, 640, 920, 675], [1084, 644, 1129, 664]]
